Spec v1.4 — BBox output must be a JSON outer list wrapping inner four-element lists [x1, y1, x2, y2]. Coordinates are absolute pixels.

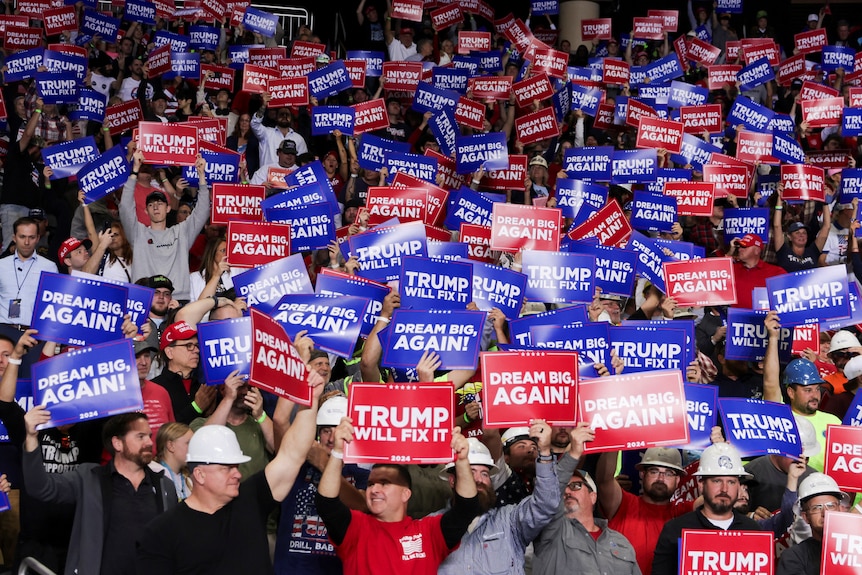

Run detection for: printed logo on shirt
[[400, 534, 427, 560]]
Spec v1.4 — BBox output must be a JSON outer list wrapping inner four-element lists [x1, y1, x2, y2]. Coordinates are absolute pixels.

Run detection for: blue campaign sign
[[32, 339, 141, 429], [820, 282, 862, 332], [554, 179, 607, 222], [522, 250, 595, 303], [623, 319, 696, 367], [271, 294, 369, 358], [358, 134, 411, 172], [243, 6, 278, 37], [445, 186, 500, 229], [285, 161, 337, 196], [384, 151, 437, 184], [769, 113, 796, 135], [614, 96, 628, 125], [190, 24, 220, 51], [233, 254, 314, 313], [725, 308, 793, 362], [152, 30, 190, 52], [74, 271, 154, 331], [198, 317, 251, 385], [70, 87, 107, 122], [668, 80, 708, 108], [639, 83, 671, 106], [36, 72, 78, 105], [723, 208, 769, 244], [182, 150, 239, 185], [452, 55, 481, 76], [840, 169, 862, 200], [569, 83, 603, 115], [568, 242, 637, 297], [432, 67, 470, 93], [552, 80, 572, 122], [719, 398, 802, 458], [169, 52, 200, 79], [531, 0, 558, 15], [671, 133, 721, 170], [772, 132, 806, 164], [124, 0, 156, 25], [844, 392, 862, 426], [645, 168, 691, 193], [42, 137, 100, 180], [311, 106, 355, 137], [609, 325, 687, 374], [843, 109, 862, 137], [81, 9, 119, 40], [412, 82, 459, 114], [675, 384, 718, 451], [347, 50, 384, 77], [529, 322, 609, 378], [349, 220, 428, 282], [645, 54, 684, 84], [716, 0, 742, 13], [428, 241, 468, 261], [43, 50, 87, 83], [767, 266, 850, 326], [400, 256, 473, 310], [308, 61, 353, 99], [31, 273, 127, 346], [455, 132, 509, 174], [80, 145, 131, 203], [228, 45, 251, 68], [737, 58, 775, 91], [383, 309, 486, 370], [4, 48, 42, 82], [0, 380, 33, 442], [264, 183, 336, 213], [470, 261, 528, 319], [626, 231, 677, 293], [508, 305, 588, 347], [822, 45, 855, 73], [265, 202, 336, 252], [727, 96, 774, 132], [653, 238, 700, 261], [629, 192, 677, 233], [611, 148, 657, 184], [473, 51, 503, 74], [429, 108, 458, 156], [562, 147, 613, 182], [316, 271, 390, 338]]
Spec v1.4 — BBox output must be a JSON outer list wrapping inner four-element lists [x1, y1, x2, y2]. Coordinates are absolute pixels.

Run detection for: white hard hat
[[501, 427, 534, 450], [830, 330, 861, 353], [842, 355, 862, 381], [793, 414, 820, 459], [186, 425, 251, 465], [440, 438, 498, 478], [317, 395, 348, 427], [693, 443, 752, 479], [798, 472, 842, 503]]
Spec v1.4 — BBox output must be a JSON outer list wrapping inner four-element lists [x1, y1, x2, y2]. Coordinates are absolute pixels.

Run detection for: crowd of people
[[0, 0, 858, 574]]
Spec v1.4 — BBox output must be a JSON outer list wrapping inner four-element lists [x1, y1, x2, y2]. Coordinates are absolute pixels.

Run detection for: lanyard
[[14, 256, 36, 299]]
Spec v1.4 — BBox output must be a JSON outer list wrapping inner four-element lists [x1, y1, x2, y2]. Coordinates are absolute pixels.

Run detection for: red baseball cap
[[160, 321, 197, 350], [737, 234, 763, 249], [58, 237, 92, 261]]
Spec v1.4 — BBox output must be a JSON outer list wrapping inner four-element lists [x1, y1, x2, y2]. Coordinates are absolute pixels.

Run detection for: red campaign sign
[[679, 104, 723, 134], [849, 87, 862, 108], [226, 221, 292, 268], [343, 60, 366, 88], [481, 351, 578, 427], [0, 15, 29, 38], [781, 164, 826, 202], [647, 9, 678, 32], [424, 224, 451, 243], [578, 370, 689, 453], [460, 223, 494, 263], [801, 80, 840, 101], [382, 61, 422, 92], [581, 18, 612, 41], [777, 54, 807, 86], [567, 200, 632, 248], [636, 116, 683, 154], [490, 203, 560, 252], [189, 117, 226, 145], [625, 98, 658, 129], [707, 64, 742, 90], [457, 31, 491, 54], [792, 324, 819, 357], [663, 181, 714, 217], [532, 47, 568, 79], [199, 0, 225, 19], [390, 172, 448, 227], [249, 308, 310, 405], [741, 39, 780, 66], [43, 6, 78, 36], [147, 45, 172, 78], [104, 100, 143, 136], [391, 0, 423, 22], [138, 122, 198, 166], [201, 64, 235, 93], [267, 167, 291, 189], [345, 383, 455, 465], [633, 16, 664, 40], [673, 35, 688, 68], [801, 96, 844, 128], [248, 47, 286, 67], [822, 513, 862, 575], [602, 58, 630, 85], [725, 40, 741, 62], [468, 76, 512, 101], [47, 43, 86, 59], [680, 530, 773, 575], [290, 41, 325, 59], [593, 103, 616, 131], [663, 257, 737, 306], [4, 27, 42, 51], [806, 150, 853, 169], [515, 107, 559, 145], [366, 186, 427, 226], [703, 164, 749, 198], [16, 0, 50, 18], [736, 131, 778, 164], [278, 57, 316, 79], [426, 148, 469, 190], [454, 96, 485, 130], [353, 98, 389, 134], [430, 4, 462, 31], [0, 93, 6, 121], [211, 183, 266, 225], [481, 154, 527, 191], [687, 38, 721, 66], [794, 28, 828, 56], [499, 16, 533, 51], [268, 77, 308, 107], [242, 64, 278, 94]]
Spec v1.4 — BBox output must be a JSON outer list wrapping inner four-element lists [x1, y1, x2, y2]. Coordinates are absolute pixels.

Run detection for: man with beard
[[651, 443, 761, 575], [595, 448, 693, 575], [135, 275, 179, 353], [21, 410, 176, 575], [492, 427, 539, 506], [437, 422, 559, 575], [549, 426, 571, 459], [251, 94, 309, 169]]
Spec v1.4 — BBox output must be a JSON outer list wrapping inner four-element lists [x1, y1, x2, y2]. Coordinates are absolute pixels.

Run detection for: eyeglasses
[[170, 342, 199, 351], [645, 468, 679, 478], [806, 502, 840, 515], [566, 482, 588, 491]]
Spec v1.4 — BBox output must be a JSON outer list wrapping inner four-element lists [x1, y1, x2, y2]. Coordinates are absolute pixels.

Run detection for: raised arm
[[763, 310, 782, 403], [359, 291, 399, 383], [772, 183, 785, 252]]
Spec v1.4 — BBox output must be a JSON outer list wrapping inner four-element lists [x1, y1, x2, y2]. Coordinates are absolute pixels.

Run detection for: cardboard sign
[[242, 6, 277, 37], [249, 308, 309, 403], [736, 131, 777, 164], [232, 254, 314, 313], [647, 9, 678, 32], [382, 309, 485, 370], [687, 38, 721, 65], [453, 97, 485, 130], [79, 145, 130, 203], [626, 231, 677, 293], [563, 147, 613, 182], [43, 6, 77, 35], [399, 256, 472, 310], [430, 3, 462, 31], [725, 308, 793, 362], [822, 45, 856, 73], [707, 64, 741, 90], [197, 317, 251, 384], [663, 181, 714, 217], [138, 122, 198, 166], [578, 370, 689, 453], [315, 269, 390, 338], [267, 77, 308, 107], [104, 100, 143, 136], [4, 26, 42, 51], [42, 137, 100, 180], [611, 148, 657, 184], [490, 203, 561, 252], [36, 72, 77, 105], [581, 18, 611, 40], [821, 513, 862, 575], [678, 383, 717, 450], [701, 164, 748, 199], [210, 184, 265, 225], [569, 243, 636, 297], [479, 154, 527, 191], [602, 58, 630, 84], [567, 200, 632, 248], [308, 61, 353, 99], [467, 75, 512, 100], [458, 31, 491, 54], [633, 16, 664, 40], [32, 339, 141, 430], [242, 63, 278, 94], [455, 132, 508, 173], [468, 261, 527, 319], [824, 425, 862, 491], [345, 383, 454, 464], [629, 192, 677, 232], [391, 0, 423, 22], [723, 208, 769, 244], [353, 99, 389, 134], [357, 133, 411, 172], [277, 57, 316, 79], [802, 97, 844, 128], [780, 164, 825, 202], [767, 266, 849, 327], [844, 393, 862, 427], [270, 294, 368, 358], [521, 250, 595, 303], [349, 220, 427, 283], [719, 398, 801, 458], [459, 223, 492, 263], [794, 28, 828, 55], [291, 41, 325, 59], [310, 106, 355, 137], [635, 116, 683, 154], [382, 61, 422, 92], [480, 351, 577, 427], [512, 73, 554, 108], [680, 531, 773, 575], [227, 220, 292, 268], [663, 258, 736, 306], [554, 179, 606, 224], [365, 186, 425, 226]]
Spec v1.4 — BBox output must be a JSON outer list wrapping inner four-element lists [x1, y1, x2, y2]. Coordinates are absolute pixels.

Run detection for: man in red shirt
[[134, 340, 174, 448], [730, 233, 785, 309], [595, 448, 694, 575]]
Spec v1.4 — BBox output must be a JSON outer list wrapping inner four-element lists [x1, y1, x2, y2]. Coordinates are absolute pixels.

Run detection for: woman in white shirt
[[189, 235, 233, 302]]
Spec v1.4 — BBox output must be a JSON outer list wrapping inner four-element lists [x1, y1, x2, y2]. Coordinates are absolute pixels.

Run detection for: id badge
[[9, 299, 20, 319]]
